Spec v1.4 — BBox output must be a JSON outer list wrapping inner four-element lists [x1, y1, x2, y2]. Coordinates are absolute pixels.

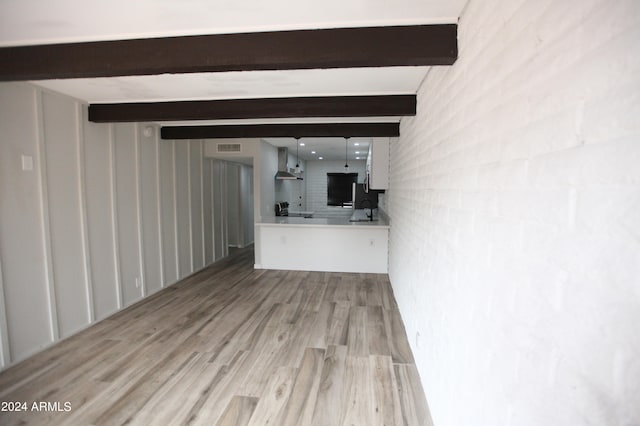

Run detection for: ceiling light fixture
[[344, 137, 350, 173], [319, 156, 323, 160]]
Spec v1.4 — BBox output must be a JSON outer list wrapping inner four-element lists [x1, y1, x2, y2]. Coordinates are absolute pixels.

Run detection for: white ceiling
[[265, 137, 372, 162], [0, 0, 465, 47], [1, 0, 466, 159], [31, 67, 430, 104]]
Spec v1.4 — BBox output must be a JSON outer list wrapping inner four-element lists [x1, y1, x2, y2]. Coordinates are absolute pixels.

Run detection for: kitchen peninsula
[[254, 213, 390, 273]]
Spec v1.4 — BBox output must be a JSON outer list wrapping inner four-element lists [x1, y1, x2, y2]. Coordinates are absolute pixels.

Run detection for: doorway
[[211, 159, 254, 261]]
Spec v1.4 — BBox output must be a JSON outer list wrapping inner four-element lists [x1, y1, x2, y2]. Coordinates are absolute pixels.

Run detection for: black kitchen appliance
[[275, 202, 289, 216], [353, 183, 379, 209], [327, 173, 358, 207]]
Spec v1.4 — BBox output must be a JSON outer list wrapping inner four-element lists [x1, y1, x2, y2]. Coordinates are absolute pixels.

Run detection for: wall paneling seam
[[214, 158, 216, 263], [172, 142, 180, 279], [187, 141, 194, 274], [75, 103, 94, 323], [154, 132, 165, 288], [222, 162, 228, 258], [237, 165, 243, 248], [0, 256, 10, 367], [35, 88, 59, 342], [199, 141, 206, 266], [134, 124, 147, 298], [108, 124, 123, 309]]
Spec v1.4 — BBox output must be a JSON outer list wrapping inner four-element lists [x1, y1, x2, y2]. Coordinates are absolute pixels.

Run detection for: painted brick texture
[[386, 0, 640, 425]]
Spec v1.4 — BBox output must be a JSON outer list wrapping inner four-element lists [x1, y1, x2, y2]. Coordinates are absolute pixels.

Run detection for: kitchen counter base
[[255, 219, 389, 273]]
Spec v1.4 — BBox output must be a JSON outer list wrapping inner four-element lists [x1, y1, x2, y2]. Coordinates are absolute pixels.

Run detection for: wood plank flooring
[[0, 247, 432, 425]]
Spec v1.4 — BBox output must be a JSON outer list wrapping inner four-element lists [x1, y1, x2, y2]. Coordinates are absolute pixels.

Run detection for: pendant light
[[294, 137, 301, 174], [344, 137, 350, 173]]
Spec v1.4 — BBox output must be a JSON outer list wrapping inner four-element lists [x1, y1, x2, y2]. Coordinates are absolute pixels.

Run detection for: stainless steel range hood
[[275, 147, 302, 180]]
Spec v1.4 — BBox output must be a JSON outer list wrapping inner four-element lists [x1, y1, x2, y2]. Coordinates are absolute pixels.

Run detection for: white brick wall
[[305, 160, 366, 217], [275, 151, 306, 211], [386, 0, 640, 425]]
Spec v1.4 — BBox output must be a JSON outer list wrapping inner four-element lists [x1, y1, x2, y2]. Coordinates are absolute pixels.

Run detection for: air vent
[[217, 143, 241, 153]]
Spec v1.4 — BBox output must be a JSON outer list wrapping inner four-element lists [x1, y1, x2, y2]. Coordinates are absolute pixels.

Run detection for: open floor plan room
[[0, 247, 431, 425], [1, 0, 639, 424]]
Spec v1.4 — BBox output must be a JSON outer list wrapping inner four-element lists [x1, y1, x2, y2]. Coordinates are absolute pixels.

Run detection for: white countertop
[[287, 210, 315, 215], [257, 214, 389, 229]]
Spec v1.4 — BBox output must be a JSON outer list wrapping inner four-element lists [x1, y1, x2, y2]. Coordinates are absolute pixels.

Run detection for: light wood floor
[[0, 247, 432, 425]]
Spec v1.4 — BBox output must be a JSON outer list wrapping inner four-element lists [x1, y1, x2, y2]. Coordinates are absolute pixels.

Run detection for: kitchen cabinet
[[254, 217, 390, 273], [366, 137, 390, 190]]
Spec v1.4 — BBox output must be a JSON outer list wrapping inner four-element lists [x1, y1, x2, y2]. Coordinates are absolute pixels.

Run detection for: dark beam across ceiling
[[161, 122, 400, 139], [0, 24, 457, 81], [88, 95, 416, 123]]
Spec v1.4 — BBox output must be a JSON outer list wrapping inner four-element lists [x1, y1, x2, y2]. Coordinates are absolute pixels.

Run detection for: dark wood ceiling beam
[[161, 122, 400, 139], [0, 24, 457, 81], [88, 95, 416, 123]]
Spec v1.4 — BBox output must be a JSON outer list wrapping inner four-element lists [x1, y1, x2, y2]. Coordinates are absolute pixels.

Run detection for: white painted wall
[[202, 158, 214, 265], [0, 84, 53, 362], [226, 162, 241, 248], [0, 83, 219, 369], [40, 91, 88, 338], [138, 125, 163, 296], [221, 161, 255, 249], [386, 1, 640, 425], [211, 159, 229, 261], [83, 110, 118, 321], [158, 140, 178, 284], [259, 140, 278, 220], [174, 142, 191, 278], [113, 123, 143, 307], [203, 138, 263, 222], [239, 163, 255, 246], [190, 141, 204, 271], [304, 160, 366, 217]]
